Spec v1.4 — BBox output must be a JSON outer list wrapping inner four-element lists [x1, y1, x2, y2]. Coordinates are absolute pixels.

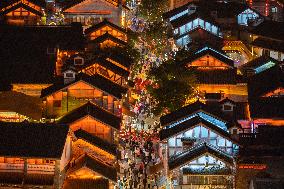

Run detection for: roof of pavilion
[[168, 142, 234, 170], [159, 100, 243, 142], [63, 56, 130, 77], [57, 101, 121, 130], [248, 65, 284, 98], [251, 20, 284, 41], [251, 37, 284, 53], [0, 2, 43, 16], [169, 11, 218, 29], [181, 46, 235, 68], [249, 97, 284, 119], [164, 0, 248, 20], [159, 115, 234, 142], [0, 122, 69, 159], [84, 19, 127, 36], [58, 0, 127, 11], [160, 100, 228, 126], [41, 73, 128, 99], [240, 55, 280, 74], [0, 0, 46, 10], [67, 154, 117, 182], [74, 129, 118, 156], [91, 32, 127, 46]]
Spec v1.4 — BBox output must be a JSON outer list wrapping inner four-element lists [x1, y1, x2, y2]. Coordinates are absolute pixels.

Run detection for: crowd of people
[[117, 128, 161, 189]]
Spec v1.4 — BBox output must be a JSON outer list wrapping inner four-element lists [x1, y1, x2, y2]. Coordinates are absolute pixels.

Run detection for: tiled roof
[[0, 2, 43, 16], [159, 115, 232, 141], [81, 57, 130, 77], [170, 12, 217, 29], [248, 65, 284, 98], [85, 19, 126, 35], [182, 46, 234, 68], [59, 0, 122, 11], [74, 129, 117, 156], [164, 0, 248, 20], [91, 32, 127, 46], [0, 122, 69, 159], [67, 154, 117, 182], [0, 0, 46, 9], [58, 102, 121, 130], [0, 23, 85, 85], [194, 68, 238, 84], [240, 56, 280, 73], [251, 20, 284, 41], [168, 142, 234, 170], [251, 37, 284, 53], [249, 97, 284, 119], [41, 74, 128, 99], [160, 100, 227, 126]]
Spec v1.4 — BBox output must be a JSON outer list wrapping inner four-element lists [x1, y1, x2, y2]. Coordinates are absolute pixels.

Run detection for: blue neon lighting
[[198, 112, 228, 132], [170, 10, 188, 21], [195, 46, 233, 61], [165, 111, 228, 132], [254, 61, 275, 74], [237, 8, 259, 26]]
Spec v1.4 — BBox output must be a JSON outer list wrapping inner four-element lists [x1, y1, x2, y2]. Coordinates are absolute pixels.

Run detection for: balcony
[[27, 164, 55, 174], [0, 163, 24, 173], [0, 163, 55, 185], [0, 163, 54, 174]]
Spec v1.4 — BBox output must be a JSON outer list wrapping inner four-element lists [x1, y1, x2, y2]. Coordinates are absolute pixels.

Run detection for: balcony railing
[[0, 163, 55, 174], [0, 163, 24, 172], [27, 164, 55, 174]]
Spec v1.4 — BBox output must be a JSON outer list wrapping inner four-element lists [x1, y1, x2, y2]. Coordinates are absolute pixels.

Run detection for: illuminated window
[[199, 19, 204, 28], [205, 22, 211, 31], [193, 19, 198, 28], [169, 137, 176, 147], [186, 21, 192, 32], [212, 25, 217, 34], [200, 126, 208, 138], [218, 137, 226, 146], [180, 25, 186, 35], [184, 129, 193, 137], [237, 9, 259, 26], [176, 138, 182, 146], [271, 7, 277, 13]]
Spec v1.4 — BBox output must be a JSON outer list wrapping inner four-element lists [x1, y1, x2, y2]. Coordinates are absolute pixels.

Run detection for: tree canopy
[[147, 52, 197, 115]]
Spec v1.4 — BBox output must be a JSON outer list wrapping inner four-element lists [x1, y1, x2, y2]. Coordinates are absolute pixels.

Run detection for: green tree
[[147, 52, 197, 115], [138, 0, 169, 23]]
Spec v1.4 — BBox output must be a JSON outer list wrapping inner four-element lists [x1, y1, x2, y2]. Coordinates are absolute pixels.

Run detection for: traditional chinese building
[[250, 20, 284, 61], [164, 0, 263, 48], [159, 100, 240, 189], [181, 46, 248, 102], [58, 0, 127, 27], [0, 122, 72, 189], [247, 0, 284, 21], [41, 73, 127, 118], [240, 55, 281, 77], [237, 125, 284, 189], [0, 0, 46, 25], [247, 64, 284, 127]]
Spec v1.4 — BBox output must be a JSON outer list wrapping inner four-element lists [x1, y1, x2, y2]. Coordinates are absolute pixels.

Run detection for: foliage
[[147, 52, 196, 115], [138, 0, 169, 23], [140, 21, 170, 57]]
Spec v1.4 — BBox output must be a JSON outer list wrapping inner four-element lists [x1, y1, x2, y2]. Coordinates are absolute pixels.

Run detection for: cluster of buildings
[[0, 0, 283, 189]]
